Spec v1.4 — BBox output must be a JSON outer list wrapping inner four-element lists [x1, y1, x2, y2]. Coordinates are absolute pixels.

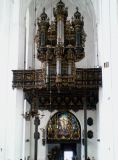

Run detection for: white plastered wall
[[96, 0, 118, 160], [0, 0, 25, 159]]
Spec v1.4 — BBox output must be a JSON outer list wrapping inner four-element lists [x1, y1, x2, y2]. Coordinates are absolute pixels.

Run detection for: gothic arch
[[47, 111, 81, 143]]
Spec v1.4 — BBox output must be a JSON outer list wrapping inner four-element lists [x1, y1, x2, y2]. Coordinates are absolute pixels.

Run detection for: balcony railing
[[12, 67, 102, 90]]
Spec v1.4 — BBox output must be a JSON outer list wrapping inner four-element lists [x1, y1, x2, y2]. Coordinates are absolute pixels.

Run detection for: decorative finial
[[43, 8, 45, 13], [76, 7, 79, 12]]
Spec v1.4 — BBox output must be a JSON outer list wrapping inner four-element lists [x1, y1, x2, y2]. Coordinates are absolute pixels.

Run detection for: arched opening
[[46, 111, 81, 160]]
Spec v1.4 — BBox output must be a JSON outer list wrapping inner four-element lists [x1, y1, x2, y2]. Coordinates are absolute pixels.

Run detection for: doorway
[[64, 151, 73, 160], [47, 142, 81, 160], [61, 143, 77, 160], [47, 112, 81, 159]]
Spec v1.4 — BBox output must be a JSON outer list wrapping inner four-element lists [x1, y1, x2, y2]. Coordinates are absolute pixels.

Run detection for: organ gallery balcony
[[12, 68, 102, 111], [12, 1, 102, 111], [12, 68, 102, 90]]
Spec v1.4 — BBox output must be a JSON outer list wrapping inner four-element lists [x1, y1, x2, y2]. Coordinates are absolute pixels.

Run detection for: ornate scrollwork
[[12, 68, 102, 89], [34, 0, 87, 88]]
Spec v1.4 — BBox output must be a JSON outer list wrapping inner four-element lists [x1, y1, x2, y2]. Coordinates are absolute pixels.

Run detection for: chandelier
[[35, 0, 86, 89]]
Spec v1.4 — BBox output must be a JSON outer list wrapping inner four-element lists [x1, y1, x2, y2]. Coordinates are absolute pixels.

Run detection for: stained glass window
[[47, 111, 81, 142]]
